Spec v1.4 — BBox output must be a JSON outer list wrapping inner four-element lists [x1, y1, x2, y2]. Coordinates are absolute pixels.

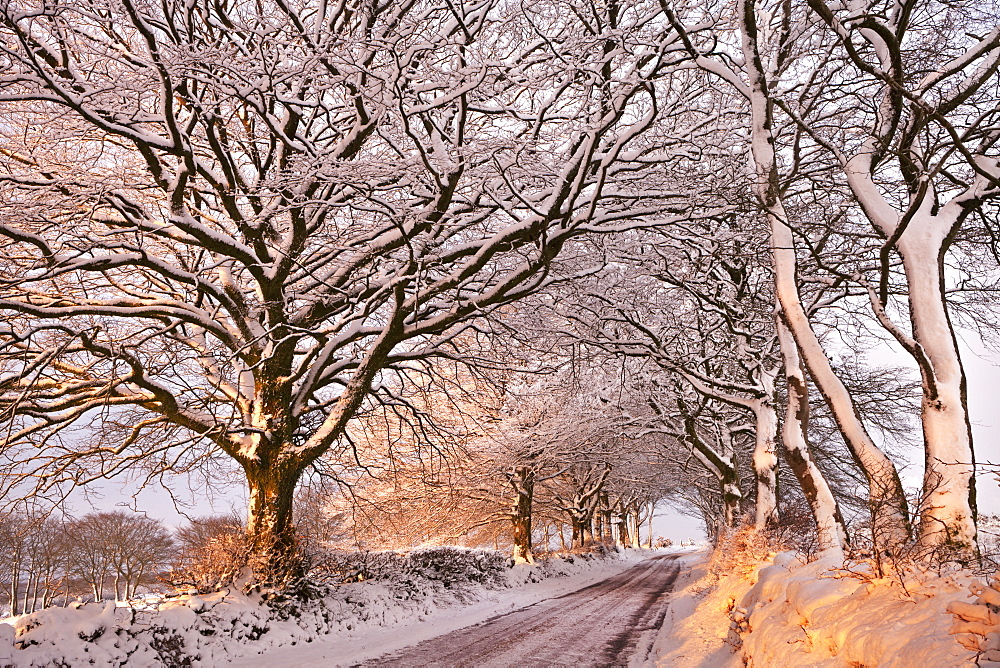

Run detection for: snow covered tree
[[664, 0, 913, 549], [790, 0, 999, 555], [702, 0, 1000, 555], [0, 0, 705, 579]]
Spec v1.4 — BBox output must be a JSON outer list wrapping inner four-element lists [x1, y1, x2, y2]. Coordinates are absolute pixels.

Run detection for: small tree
[[170, 515, 247, 592], [0, 510, 68, 615]]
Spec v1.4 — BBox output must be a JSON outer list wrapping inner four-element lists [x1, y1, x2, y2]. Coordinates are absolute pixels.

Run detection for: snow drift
[[732, 552, 979, 666]]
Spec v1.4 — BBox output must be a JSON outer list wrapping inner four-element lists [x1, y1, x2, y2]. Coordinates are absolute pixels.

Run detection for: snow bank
[[733, 552, 978, 667], [949, 573, 1000, 665], [0, 546, 646, 667]]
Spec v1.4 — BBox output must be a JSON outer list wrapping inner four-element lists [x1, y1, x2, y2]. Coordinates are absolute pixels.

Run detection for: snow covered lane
[[366, 554, 682, 668]]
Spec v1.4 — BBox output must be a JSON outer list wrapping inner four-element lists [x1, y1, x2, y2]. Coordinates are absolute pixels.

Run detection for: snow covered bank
[[0, 546, 657, 667], [732, 553, 978, 666], [731, 552, 978, 666], [645, 536, 985, 667], [950, 573, 1000, 664]]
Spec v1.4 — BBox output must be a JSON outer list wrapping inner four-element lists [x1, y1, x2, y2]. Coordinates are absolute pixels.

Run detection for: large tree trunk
[[618, 511, 630, 549], [244, 458, 307, 585], [594, 502, 604, 544], [769, 189, 910, 549], [897, 230, 977, 553], [629, 506, 641, 549], [601, 494, 614, 544], [510, 467, 535, 564], [739, 0, 910, 548], [777, 319, 849, 557], [647, 502, 655, 548], [570, 510, 594, 548]]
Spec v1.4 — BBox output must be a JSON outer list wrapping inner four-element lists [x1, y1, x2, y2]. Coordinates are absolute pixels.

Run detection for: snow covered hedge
[[0, 546, 621, 667], [318, 546, 511, 590]]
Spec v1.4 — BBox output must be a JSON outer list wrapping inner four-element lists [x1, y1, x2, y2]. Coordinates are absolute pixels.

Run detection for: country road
[[363, 554, 683, 667]]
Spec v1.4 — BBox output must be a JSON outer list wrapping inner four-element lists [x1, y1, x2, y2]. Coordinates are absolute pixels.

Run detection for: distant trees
[[0, 508, 175, 613], [0, 511, 67, 615], [65, 511, 175, 601]]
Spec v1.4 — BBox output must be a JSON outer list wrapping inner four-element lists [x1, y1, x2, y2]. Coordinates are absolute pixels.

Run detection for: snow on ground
[[1, 543, 983, 667], [0, 547, 659, 667], [237, 547, 659, 666], [735, 552, 978, 666], [644, 549, 744, 667], [647, 544, 983, 667]]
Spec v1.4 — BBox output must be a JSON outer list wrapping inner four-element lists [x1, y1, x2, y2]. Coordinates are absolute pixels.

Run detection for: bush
[[168, 516, 248, 593], [709, 524, 781, 581]]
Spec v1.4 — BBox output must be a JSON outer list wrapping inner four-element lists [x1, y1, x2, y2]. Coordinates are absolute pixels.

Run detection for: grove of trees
[[1, 0, 998, 587], [0, 509, 174, 614]]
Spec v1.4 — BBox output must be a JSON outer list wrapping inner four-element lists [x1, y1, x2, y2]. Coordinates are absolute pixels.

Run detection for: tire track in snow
[[361, 554, 682, 667]]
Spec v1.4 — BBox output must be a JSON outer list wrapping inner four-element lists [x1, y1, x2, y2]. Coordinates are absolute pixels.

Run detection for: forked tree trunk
[[833, 13, 983, 557], [571, 512, 594, 548], [739, 0, 910, 548], [887, 213, 977, 553], [777, 319, 849, 557], [677, 375, 775, 528]]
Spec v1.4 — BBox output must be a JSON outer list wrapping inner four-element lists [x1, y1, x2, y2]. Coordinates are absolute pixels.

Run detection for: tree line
[[0, 0, 997, 584], [0, 509, 257, 615]]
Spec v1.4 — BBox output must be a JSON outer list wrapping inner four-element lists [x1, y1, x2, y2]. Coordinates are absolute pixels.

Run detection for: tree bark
[[720, 455, 742, 530], [629, 506, 641, 549], [571, 511, 594, 548], [244, 458, 308, 585], [749, 397, 779, 529], [618, 511, 630, 549], [894, 230, 978, 552], [601, 494, 614, 544], [510, 467, 535, 564], [777, 318, 849, 557], [647, 502, 654, 548], [9, 559, 21, 616]]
